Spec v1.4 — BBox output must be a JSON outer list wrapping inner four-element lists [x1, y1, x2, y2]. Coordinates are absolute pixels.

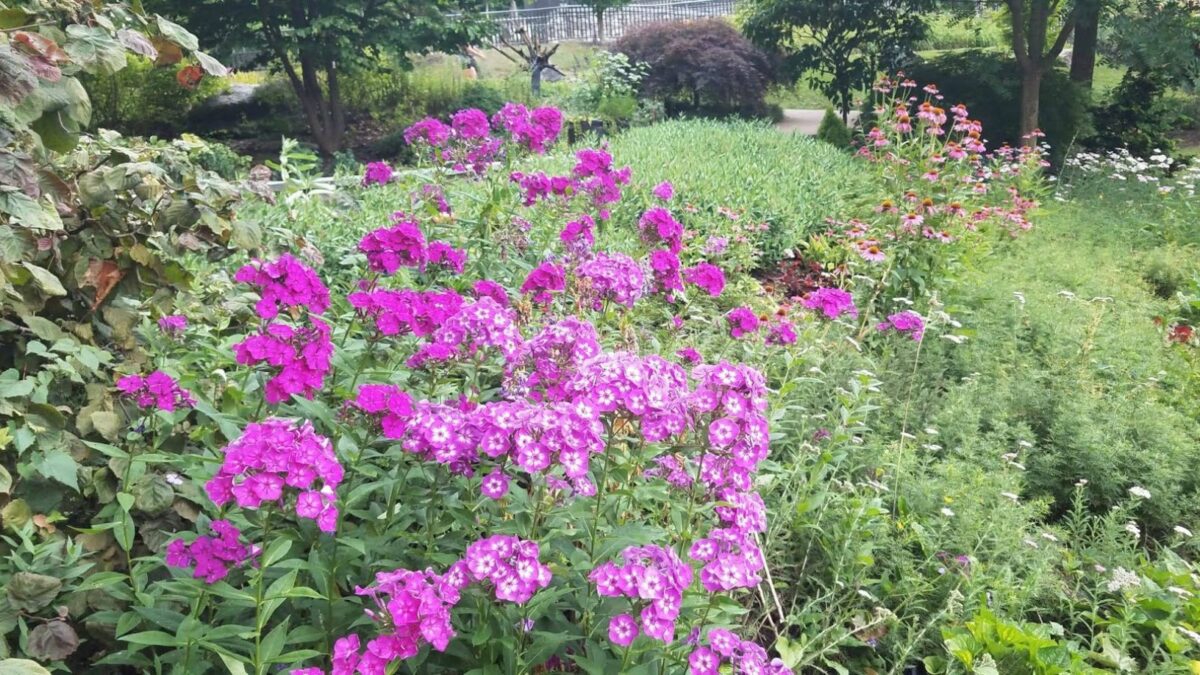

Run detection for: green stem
[[252, 510, 276, 675]]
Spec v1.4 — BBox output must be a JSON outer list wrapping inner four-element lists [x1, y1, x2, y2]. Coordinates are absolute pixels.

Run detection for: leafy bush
[[450, 82, 508, 116], [816, 107, 852, 148], [906, 50, 1091, 163], [615, 19, 776, 119], [1091, 71, 1184, 158], [912, 10, 1007, 51], [84, 57, 228, 137]]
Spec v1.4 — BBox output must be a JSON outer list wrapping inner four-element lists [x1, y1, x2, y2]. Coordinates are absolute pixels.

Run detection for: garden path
[[776, 109, 860, 135]]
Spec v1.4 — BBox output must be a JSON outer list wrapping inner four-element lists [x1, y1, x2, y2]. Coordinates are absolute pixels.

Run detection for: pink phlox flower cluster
[[425, 241, 467, 275], [452, 108, 490, 139], [491, 103, 563, 153], [158, 314, 187, 337], [504, 317, 602, 401], [576, 252, 645, 309], [572, 148, 631, 215], [877, 310, 925, 341], [638, 207, 684, 253], [472, 279, 510, 307], [348, 288, 464, 337], [351, 566, 464, 668], [206, 418, 343, 532], [766, 320, 798, 346], [403, 117, 451, 149], [726, 307, 760, 338], [802, 287, 858, 320], [359, 215, 427, 275], [472, 400, 604, 490], [233, 318, 333, 404], [652, 180, 674, 201], [117, 371, 195, 411], [689, 628, 794, 675], [683, 263, 726, 297], [521, 262, 566, 305], [510, 171, 575, 207], [165, 520, 253, 584], [235, 254, 330, 319], [649, 249, 683, 296], [645, 454, 694, 488], [391, 400, 479, 474], [560, 215, 595, 256], [351, 384, 415, 439], [362, 161, 394, 187], [676, 346, 702, 364], [690, 526, 764, 592], [416, 183, 452, 215], [590, 545, 693, 644], [689, 362, 770, 492], [704, 236, 729, 255], [408, 297, 523, 368], [565, 353, 691, 443], [463, 535, 553, 603]]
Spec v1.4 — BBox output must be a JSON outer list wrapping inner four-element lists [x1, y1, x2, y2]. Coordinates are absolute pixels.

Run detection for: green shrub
[[913, 10, 1007, 51], [816, 107, 852, 148], [85, 58, 228, 136], [906, 50, 1091, 163], [1091, 70, 1184, 157], [450, 83, 508, 115]]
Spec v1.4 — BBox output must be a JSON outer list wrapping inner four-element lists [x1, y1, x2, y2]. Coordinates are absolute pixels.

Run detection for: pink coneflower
[[858, 241, 886, 263], [901, 212, 924, 229]]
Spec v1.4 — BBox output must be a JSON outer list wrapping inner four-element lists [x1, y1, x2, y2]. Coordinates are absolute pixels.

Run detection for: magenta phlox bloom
[[233, 318, 333, 404], [877, 310, 926, 341], [235, 253, 330, 319], [564, 352, 691, 443], [683, 263, 726, 297], [802, 287, 858, 320], [463, 535, 552, 604], [358, 215, 427, 275], [504, 317, 602, 401], [638, 207, 684, 253], [348, 288, 464, 337], [589, 545, 692, 645], [424, 241, 467, 275], [520, 262, 566, 305], [452, 108, 490, 139], [688, 362, 770, 492], [572, 148, 631, 213], [511, 171, 576, 207], [351, 384, 415, 439], [690, 628, 794, 675], [471, 400, 604, 489], [576, 252, 645, 309], [205, 418, 342, 532], [351, 566, 463, 667], [492, 103, 563, 153], [158, 314, 187, 337], [652, 181, 674, 201], [165, 520, 253, 584], [766, 320, 798, 345], [560, 214, 595, 255], [725, 307, 760, 338], [472, 279, 510, 307], [649, 249, 683, 295], [116, 371, 195, 411], [362, 161, 394, 187], [408, 297, 523, 368]]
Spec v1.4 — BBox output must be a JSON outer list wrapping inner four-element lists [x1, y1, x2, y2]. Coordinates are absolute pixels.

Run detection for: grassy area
[[765, 81, 833, 110]]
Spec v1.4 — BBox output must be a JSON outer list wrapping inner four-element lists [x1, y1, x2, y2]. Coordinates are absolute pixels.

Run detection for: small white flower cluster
[[1059, 148, 1200, 199], [1106, 566, 1142, 593]]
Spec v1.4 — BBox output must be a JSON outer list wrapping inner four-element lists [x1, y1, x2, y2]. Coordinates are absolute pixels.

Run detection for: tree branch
[[1046, 2, 1081, 64], [1008, 0, 1031, 69]]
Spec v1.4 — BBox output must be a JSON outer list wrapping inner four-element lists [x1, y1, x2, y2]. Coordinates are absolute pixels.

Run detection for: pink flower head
[[492, 103, 562, 153], [692, 629, 794, 675], [683, 263, 725, 297], [353, 566, 461, 664], [589, 545, 692, 645], [425, 241, 467, 274], [116, 371, 195, 412], [351, 384, 415, 439], [652, 181, 674, 201], [560, 214, 595, 255], [348, 288, 464, 338], [877, 310, 925, 341], [407, 297, 523, 367], [158, 314, 187, 337], [676, 347, 703, 364], [205, 418, 343, 532], [504, 317, 602, 401], [480, 470, 509, 500], [577, 252, 645, 309], [463, 535, 552, 604], [609, 614, 639, 647], [359, 215, 427, 275], [165, 520, 253, 584], [403, 117, 451, 149], [521, 262, 566, 305], [472, 279, 510, 307], [235, 254, 330, 319], [857, 240, 886, 263], [234, 318, 333, 403], [649, 249, 683, 295], [452, 108, 491, 139], [638, 207, 684, 252], [802, 287, 858, 320], [767, 320, 797, 345], [362, 161, 394, 187], [726, 307, 760, 339]]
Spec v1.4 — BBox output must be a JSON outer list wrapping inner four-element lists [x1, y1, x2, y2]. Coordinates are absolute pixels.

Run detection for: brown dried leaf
[[152, 37, 183, 66], [82, 259, 123, 310], [27, 620, 79, 661], [13, 31, 69, 64], [175, 64, 203, 89]]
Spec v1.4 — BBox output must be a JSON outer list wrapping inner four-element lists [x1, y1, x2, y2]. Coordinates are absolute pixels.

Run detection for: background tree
[[494, 27, 564, 97], [1068, 0, 1101, 88], [1002, 0, 1080, 142], [577, 0, 635, 42], [152, 0, 489, 155], [741, 0, 932, 121]]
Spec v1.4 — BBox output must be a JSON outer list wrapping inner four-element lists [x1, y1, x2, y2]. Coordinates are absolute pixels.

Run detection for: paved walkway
[[776, 108, 860, 135]]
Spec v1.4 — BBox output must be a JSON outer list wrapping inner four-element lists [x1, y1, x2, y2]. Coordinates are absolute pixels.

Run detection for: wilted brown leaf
[[175, 64, 203, 89], [82, 259, 123, 310], [13, 31, 69, 64]]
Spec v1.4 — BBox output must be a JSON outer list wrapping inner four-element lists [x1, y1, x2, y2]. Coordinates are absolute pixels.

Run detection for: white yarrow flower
[[1129, 486, 1151, 500], [1106, 567, 1141, 593]]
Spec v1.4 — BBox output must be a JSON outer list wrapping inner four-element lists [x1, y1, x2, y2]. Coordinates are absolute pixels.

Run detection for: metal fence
[[481, 0, 735, 44]]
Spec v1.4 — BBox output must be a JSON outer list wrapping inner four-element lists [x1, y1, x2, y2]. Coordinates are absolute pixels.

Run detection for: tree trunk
[[531, 64, 543, 97], [1070, 2, 1099, 89], [1019, 65, 1042, 145]]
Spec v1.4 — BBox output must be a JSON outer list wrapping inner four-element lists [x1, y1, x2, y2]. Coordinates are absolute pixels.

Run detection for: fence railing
[[481, 0, 735, 43]]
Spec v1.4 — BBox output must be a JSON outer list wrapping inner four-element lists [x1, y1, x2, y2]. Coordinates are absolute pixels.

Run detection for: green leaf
[[155, 16, 199, 51], [20, 262, 66, 296], [65, 25, 127, 74], [121, 630, 180, 647], [6, 571, 62, 612], [90, 411, 124, 442], [0, 659, 52, 675], [217, 653, 249, 675], [35, 449, 79, 490], [194, 51, 228, 76], [0, 10, 33, 30], [133, 475, 174, 514]]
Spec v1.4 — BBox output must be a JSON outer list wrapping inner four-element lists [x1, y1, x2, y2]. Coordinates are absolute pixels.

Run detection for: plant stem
[[252, 510, 276, 675]]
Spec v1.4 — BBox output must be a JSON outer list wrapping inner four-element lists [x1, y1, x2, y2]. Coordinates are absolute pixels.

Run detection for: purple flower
[[234, 254, 330, 319], [649, 249, 683, 295], [677, 347, 702, 364], [726, 307, 760, 339], [521, 262, 566, 305], [362, 161, 394, 187], [877, 310, 925, 341], [158, 314, 187, 337], [472, 279, 510, 307], [638, 207, 684, 252], [359, 215, 427, 275], [608, 614, 639, 647], [683, 263, 726, 297], [165, 520, 252, 583], [480, 470, 509, 500], [652, 181, 674, 201], [425, 241, 467, 274], [452, 108, 491, 139], [577, 252, 645, 309], [116, 371, 195, 411], [767, 320, 798, 345], [802, 287, 858, 320]]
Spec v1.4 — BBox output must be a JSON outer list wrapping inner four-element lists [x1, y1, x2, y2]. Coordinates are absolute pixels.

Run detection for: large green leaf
[[35, 449, 79, 490], [0, 659, 52, 675], [5, 572, 62, 612], [155, 15, 199, 51], [65, 25, 127, 74], [20, 262, 66, 296], [0, 190, 62, 231]]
